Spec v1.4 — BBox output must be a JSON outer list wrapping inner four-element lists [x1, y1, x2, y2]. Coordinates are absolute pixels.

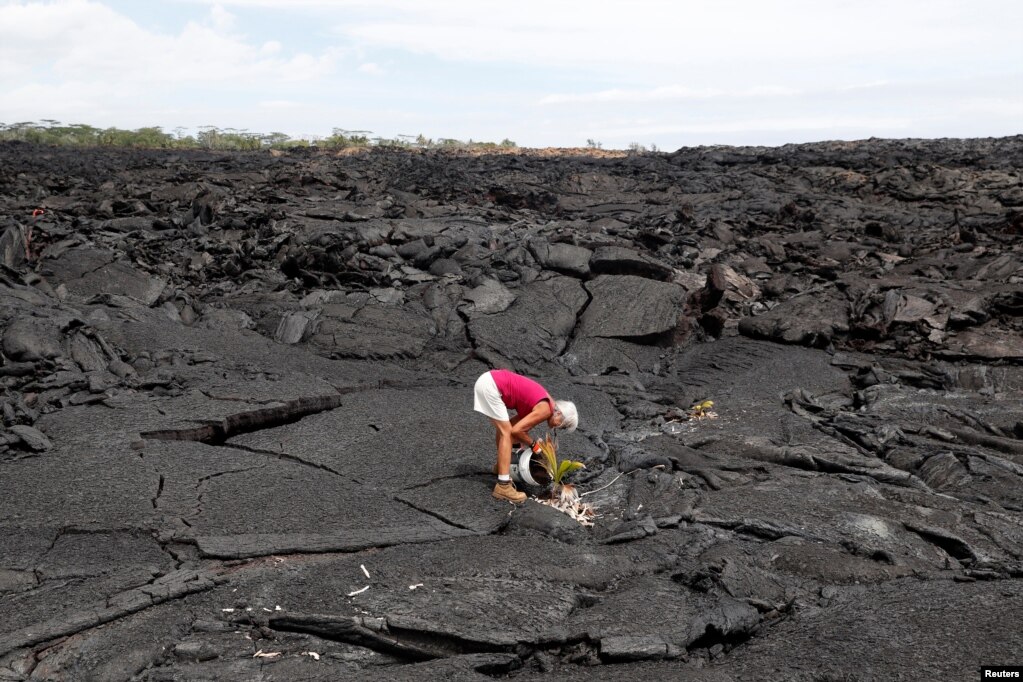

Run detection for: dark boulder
[[589, 246, 673, 281], [529, 240, 592, 277], [468, 276, 587, 367], [2, 317, 63, 361], [578, 275, 688, 343]]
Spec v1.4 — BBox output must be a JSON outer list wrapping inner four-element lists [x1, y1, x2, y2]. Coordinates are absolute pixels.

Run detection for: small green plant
[[534, 432, 585, 499], [689, 399, 716, 419]]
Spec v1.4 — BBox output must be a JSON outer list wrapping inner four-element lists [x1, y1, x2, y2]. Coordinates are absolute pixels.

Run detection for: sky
[[0, 0, 1021, 149]]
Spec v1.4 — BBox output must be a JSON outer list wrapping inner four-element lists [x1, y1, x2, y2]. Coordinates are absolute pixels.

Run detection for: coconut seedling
[[689, 399, 715, 419], [534, 432, 585, 505]]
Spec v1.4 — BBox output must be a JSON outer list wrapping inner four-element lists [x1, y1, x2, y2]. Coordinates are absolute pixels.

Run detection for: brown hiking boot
[[492, 481, 526, 504]]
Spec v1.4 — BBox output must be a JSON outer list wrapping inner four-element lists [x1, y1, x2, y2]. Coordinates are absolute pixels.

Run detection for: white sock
[[498, 474, 511, 482]]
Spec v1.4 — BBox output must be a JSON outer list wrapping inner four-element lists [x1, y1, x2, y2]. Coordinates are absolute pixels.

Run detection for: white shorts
[[473, 372, 510, 422]]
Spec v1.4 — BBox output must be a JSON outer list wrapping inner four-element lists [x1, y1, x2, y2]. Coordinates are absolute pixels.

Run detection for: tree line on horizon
[[0, 120, 520, 152]]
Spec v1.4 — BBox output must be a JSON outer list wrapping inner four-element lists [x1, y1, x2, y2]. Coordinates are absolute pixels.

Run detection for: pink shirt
[[490, 369, 552, 416]]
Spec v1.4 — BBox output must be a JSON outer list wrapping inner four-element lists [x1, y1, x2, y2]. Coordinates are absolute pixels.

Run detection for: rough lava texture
[[0, 138, 1021, 680]]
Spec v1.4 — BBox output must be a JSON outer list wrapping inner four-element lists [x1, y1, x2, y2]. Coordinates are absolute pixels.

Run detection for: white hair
[[555, 400, 578, 432]]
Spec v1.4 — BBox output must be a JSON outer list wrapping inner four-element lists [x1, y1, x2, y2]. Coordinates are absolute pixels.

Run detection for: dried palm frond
[[535, 494, 596, 526]]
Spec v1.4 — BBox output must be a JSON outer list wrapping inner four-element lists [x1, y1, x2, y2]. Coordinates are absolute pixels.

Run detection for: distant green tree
[[262, 132, 292, 148], [0, 120, 527, 153]]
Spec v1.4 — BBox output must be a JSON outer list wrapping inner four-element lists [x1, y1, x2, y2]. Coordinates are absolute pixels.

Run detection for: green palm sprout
[[534, 432, 585, 489]]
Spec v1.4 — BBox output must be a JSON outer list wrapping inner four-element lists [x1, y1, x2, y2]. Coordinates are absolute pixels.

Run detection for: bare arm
[[507, 414, 530, 447], [510, 401, 553, 445]]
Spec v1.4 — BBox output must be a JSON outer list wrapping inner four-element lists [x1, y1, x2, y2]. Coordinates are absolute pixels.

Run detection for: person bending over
[[473, 368, 578, 503]]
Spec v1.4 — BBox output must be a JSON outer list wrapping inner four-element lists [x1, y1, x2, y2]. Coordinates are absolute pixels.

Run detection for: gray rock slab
[[396, 477, 520, 534], [2, 547, 178, 638], [578, 275, 687, 341], [727, 536, 916, 587], [600, 635, 674, 662], [40, 247, 165, 305], [178, 460, 448, 537], [227, 386, 493, 490], [90, 305, 422, 388], [68, 332, 109, 371], [231, 544, 601, 648], [0, 224, 28, 269], [194, 524, 477, 559], [717, 578, 1023, 681], [502, 500, 590, 544], [667, 337, 851, 420], [0, 568, 220, 657], [589, 246, 673, 281], [943, 326, 1023, 360], [468, 276, 588, 368], [4, 582, 215, 680], [36, 529, 172, 582], [2, 316, 63, 361], [195, 307, 255, 331], [0, 449, 159, 529], [738, 292, 850, 348], [693, 476, 1009, 570], [461, 278, 516, 314], [35, 384, 335, 450], [561, 336, 668, 375], [350, 653, 522, 681], [8, 425, 52, 451], [530, 240, 593, 277], [562, 573, 757, 648], [309, 303, 436, 359], [216, 534, 659, 626], [274, 309, 320, 344]]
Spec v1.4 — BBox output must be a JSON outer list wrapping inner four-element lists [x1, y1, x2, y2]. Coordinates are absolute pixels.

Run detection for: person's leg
[[490, 417, 525, 503], [493, 414, 524, 473], [490, 418, 513, 477], [491, 427, 499, 474]]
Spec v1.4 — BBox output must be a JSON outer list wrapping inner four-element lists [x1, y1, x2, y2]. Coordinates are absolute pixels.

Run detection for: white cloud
[[540, 85, 802, 105], [960, 97, 1023, 118], [2, 81, 119, 122], [582, 116, 917, 140], [0, 1, 340, 90], [322, 1, 1020, 79], [0, 0, 358, 133], [258, 99, 301, 109], [209, 3, 236, 31], [169, 0, 1023, 90], [357, 62, 384, 76], [840, 81, 892, 92]]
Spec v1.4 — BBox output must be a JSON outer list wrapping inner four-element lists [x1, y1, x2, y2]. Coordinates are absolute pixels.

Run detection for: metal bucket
[[509, 447, 552, 492]]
